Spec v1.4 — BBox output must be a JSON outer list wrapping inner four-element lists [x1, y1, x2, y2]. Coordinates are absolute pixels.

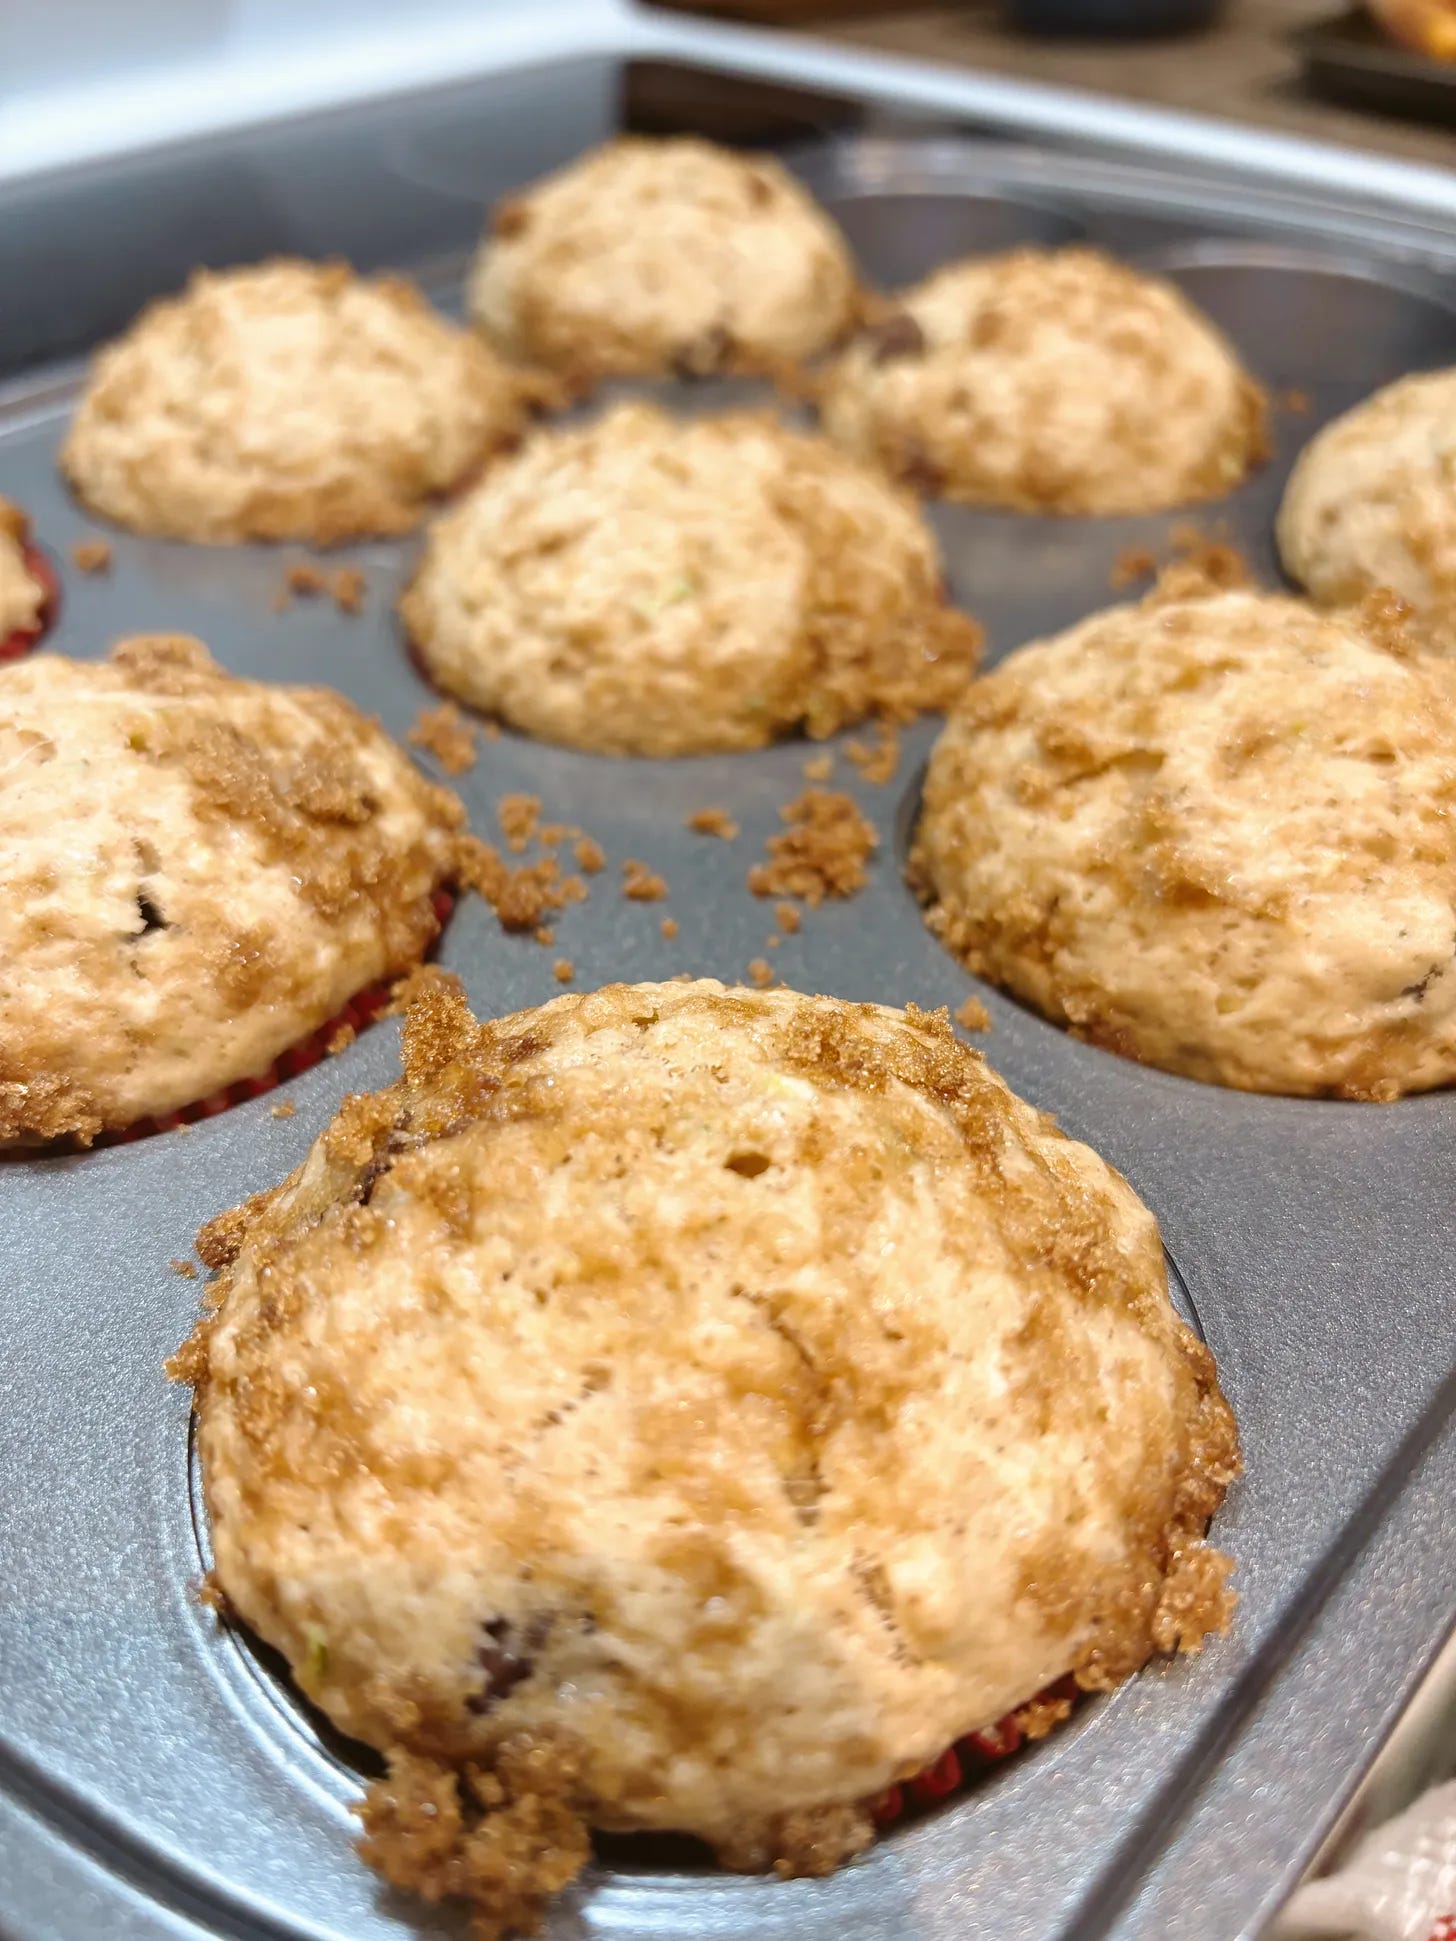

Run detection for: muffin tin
[[4, 52, 1456, 1941]]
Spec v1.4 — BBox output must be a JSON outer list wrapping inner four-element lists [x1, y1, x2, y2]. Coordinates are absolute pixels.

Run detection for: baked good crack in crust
[[177, 975, 1238, 1937], [0, 636, 464, 1145], [467, 137, 859, 379], [821, 247, 1268, 514], [61, 259, 526, 545], [402, 402, 980, 757], [913, 580, 1456, 1098]]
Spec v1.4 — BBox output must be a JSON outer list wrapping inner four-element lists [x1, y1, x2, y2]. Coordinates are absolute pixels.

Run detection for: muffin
[[177, 974, 1238, 1939], [0, 635, 464, 1146], [61, 260, 525, 545], [1279, 369, 1456, 653], [913, 579, 1456, 1099], [467, 137, 859, 379], [401, 402, 980, 757], [0, 496, 53, 657], [821, 248, 1268, 514]]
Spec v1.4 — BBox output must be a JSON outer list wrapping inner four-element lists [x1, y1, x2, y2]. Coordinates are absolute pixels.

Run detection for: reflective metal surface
[[2, 63, 1455, 1941]]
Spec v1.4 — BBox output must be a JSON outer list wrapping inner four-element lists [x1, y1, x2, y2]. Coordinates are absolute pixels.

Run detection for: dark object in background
[[1291, 7, 1456, 124], [1006, 0, 1224, 34]]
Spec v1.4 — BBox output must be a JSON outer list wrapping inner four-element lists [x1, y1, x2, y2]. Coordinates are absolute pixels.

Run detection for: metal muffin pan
[[4, 56, 1456, 1941]]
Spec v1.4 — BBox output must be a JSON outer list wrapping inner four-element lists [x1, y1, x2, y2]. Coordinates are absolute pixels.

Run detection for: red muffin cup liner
[[867, 1675, 1081, 1829], [90, 888, 456, 1149], [0, 543, 60, 662]]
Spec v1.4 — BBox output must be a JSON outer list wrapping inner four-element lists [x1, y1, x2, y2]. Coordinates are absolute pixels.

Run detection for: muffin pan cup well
[[4, 59, 1456, 1941]]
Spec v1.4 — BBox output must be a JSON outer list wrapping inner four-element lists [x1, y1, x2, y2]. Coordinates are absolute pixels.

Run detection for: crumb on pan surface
[[0, 635, 464, 1145], [821, 248, 1268, 515], [1279, 367, 1456, 655], [621, 858, 667, 903], [466, 136, 859, 379], [176, 975, 1237, 1938], [71, 536, 113, 574], [686, 806, 739, 840], [748, 790, 877, 906], [409, 702, 478, 776], [60, 258, 527, 545], [400, 402, 980, 759], [913, 577, 1456, 1099]]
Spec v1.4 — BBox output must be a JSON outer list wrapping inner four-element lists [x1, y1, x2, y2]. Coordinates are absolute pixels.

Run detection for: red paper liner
[[867, 1675, 1081, 1829], [0, 543, 60, 662], [92, 888, 456, 1148]]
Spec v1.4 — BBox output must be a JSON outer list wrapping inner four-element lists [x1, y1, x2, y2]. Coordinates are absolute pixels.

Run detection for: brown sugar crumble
[[70, 537, 112, 574], [1109, 546, 1159, 592], [498, 794, 541, 854], [170, 1257, 198, 1280], [845, 720, 900, 786], [269, 1099, 297, 1120], [802, 753, 834, 783], [686, 807, 740, 840], [1014, 1691, 1076, 1741], [553, 958, 575, 984], [954, 995, 992, 1034], [1111, 524, 1252, 599], [408, 702, 478, 777], [326, 1020, 357, 1056], [279, 560, 368, 615], [622, 859, 668, 902], [194, 1572, 228, 1614], [747, 790, 877, 907], [534, 925, 555, 947], [356, 1741, 591, 1941], [331, 567, 367, 614], [456, 836, 573, 936], [660, 916, 679, 940], [747, 958, 776, 988], [574, 836, 605, 874], [775, 902, 802, 936]]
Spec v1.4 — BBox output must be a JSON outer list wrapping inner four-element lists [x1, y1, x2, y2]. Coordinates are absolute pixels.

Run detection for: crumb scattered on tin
[[498, 793, 541, 854], [331, 567, 366, 614], [686, 806, 740, 840], [575, 836, 605, 874], [277, 560, 368, 615], [408, 701, 477, 776], [747, 958, 775, 988], [954, 996, 992, 1033], [269, 1099, 297, 1120], [802, 752, 834, 783], [775, 902, 802, 935], [660, 916, 679, 940], [554, 958, 575, 984], [170, 1257, 198, 1279], [622, 858, 667, 902], [326, 1020, 357, 1056], [456, 838, 575, 935], [844, 720, 900, 786], [71, 537, 112, 574], [747, 790, 877, 906], [1110, 545, 1159, 592]]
